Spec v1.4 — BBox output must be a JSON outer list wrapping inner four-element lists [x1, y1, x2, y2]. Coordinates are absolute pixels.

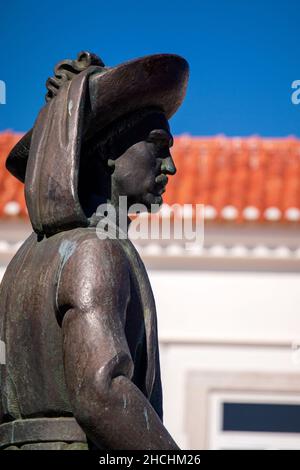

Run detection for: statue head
[[6, 51, 189, 236], [79, 106, 176, 216]]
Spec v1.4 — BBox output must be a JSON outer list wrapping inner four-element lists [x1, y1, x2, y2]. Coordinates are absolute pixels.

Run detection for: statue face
[[111, 115, 176, 210]]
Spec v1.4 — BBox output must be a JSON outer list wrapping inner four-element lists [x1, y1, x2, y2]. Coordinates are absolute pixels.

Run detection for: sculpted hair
[[45, 51, 105, 102]]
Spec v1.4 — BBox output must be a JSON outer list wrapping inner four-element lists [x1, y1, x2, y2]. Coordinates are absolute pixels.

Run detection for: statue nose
[[161, 155, 176, 176]]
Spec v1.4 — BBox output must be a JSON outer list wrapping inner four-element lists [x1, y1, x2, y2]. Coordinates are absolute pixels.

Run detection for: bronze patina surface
[[0, 51, 189, 450]]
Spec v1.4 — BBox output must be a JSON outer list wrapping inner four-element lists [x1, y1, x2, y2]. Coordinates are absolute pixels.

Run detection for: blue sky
[[0, 0, 299, 137]]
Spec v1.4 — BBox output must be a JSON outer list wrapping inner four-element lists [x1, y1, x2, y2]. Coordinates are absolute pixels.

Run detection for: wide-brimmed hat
[[6, 52, 189, 183]]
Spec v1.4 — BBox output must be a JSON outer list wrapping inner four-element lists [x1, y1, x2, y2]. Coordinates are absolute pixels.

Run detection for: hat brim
[[6, 54, 189, 183]]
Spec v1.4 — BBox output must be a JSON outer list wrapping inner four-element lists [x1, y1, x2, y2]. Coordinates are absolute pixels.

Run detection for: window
[[209, 392, 300, 449]]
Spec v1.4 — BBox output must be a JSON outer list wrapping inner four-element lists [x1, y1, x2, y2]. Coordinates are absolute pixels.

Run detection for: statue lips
[[150, 174, 169, 204], [154, 174, 168, 196]]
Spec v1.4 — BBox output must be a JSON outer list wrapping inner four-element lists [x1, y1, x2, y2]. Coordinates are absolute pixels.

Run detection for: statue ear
[[25, 67, 99, 236]]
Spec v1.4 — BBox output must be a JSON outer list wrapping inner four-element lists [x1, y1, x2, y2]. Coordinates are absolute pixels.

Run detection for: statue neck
[[86, 193, 131, 236]]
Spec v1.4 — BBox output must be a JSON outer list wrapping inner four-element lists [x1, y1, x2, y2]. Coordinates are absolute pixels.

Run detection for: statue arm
[[57, 238, 179, 450]]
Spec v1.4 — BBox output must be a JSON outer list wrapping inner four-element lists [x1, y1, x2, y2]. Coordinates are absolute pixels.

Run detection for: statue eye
[[147, 130, 172, 148]]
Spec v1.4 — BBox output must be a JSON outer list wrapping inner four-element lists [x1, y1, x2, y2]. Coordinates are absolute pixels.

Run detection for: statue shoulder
[[58, 228, 127, 265], [56, 231, 131, 323]]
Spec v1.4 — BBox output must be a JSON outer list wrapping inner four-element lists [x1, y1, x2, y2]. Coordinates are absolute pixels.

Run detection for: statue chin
[[140, 193, 163, 212]]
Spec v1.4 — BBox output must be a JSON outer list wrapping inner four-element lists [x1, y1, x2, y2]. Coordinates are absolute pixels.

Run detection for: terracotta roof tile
[[0, 132, 27, 218], [166, 134, 300, 222], [1, 132, 300, 222]]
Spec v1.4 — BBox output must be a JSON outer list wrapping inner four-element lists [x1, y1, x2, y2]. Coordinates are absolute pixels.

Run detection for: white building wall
[[148, 269, 300, 449], [150, 270, 300, 345]]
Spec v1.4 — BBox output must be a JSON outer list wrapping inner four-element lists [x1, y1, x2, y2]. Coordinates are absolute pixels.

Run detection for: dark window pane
[[223, 402, 300, 433]]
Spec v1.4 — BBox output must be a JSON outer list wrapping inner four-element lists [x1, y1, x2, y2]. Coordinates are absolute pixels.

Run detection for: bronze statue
[[0, 51, 189, 450]]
